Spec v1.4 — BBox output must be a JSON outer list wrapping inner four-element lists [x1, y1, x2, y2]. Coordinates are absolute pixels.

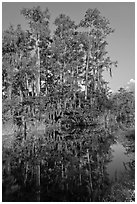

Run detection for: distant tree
[[111, 88, 135, 128]]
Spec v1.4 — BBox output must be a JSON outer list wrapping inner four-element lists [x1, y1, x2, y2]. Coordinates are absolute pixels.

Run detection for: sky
[[2, 2, 135, 92]]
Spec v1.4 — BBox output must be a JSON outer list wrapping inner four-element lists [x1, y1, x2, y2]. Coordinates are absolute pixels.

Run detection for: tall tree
[[52, 14, 80, 110], [79, 8, 117, 100], [21, 6, 51, 96], [2, 25, 17, 100], [2, 24, 31, 101]]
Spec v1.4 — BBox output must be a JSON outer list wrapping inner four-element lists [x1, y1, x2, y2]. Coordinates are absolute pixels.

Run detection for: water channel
[[107, 141, 132, 180]]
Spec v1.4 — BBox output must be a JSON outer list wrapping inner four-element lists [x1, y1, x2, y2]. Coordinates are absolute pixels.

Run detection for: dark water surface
[[2, 124, 135, 202], [107, 141, 132, 180]]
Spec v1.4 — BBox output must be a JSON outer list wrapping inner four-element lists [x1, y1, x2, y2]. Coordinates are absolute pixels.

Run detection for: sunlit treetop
[[79, 8, 114, 37], [54, 14, 77, 37], [21, 6, 50, 37]]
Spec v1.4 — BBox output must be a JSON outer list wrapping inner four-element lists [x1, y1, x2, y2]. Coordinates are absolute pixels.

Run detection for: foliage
[[110, 88, 135, 129], [2, 6, 135, 202]]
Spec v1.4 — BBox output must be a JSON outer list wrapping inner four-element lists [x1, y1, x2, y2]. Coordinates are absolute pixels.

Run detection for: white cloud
[[126, 79, 135, 92], [127, 79, 135, 84]]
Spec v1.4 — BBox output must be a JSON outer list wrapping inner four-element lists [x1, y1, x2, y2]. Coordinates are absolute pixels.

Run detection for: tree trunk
[[85, 49, 90, 100], [87, 149, 93, 198], [36, 163, 41, 202], [24, 161, 29, 185], [85, 60, 88, 100], [6, 158, 11, 175], [7, 83, 12, 100], [85, 27, 91, 100], [20, 89, 23, 102], [24, 120, 27, 140], [25, 73, 29, 97], [36, 35, 40, 96]]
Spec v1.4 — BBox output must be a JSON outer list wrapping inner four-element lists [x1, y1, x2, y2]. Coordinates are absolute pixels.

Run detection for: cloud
[[127, 79, 135, 84], [126, 78, 135, 92]]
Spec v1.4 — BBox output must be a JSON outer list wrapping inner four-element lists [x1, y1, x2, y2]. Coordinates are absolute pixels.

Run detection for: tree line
[[2, 6, 118, 128]]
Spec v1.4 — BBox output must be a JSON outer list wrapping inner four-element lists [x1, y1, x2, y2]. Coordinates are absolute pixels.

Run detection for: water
[[107, 141, 132, 180], [2, 125, 135, 202]]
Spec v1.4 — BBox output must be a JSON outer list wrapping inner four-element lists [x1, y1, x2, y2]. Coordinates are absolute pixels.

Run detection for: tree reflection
[[3, 125, 117, 202]]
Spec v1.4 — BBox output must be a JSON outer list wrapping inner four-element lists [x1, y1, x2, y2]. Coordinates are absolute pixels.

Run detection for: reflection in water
[[2, 125, 134, 202], [107, 142, 132, 180]]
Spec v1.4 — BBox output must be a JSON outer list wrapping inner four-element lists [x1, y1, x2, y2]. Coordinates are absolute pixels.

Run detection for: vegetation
[[2, 6, 135, 202]]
